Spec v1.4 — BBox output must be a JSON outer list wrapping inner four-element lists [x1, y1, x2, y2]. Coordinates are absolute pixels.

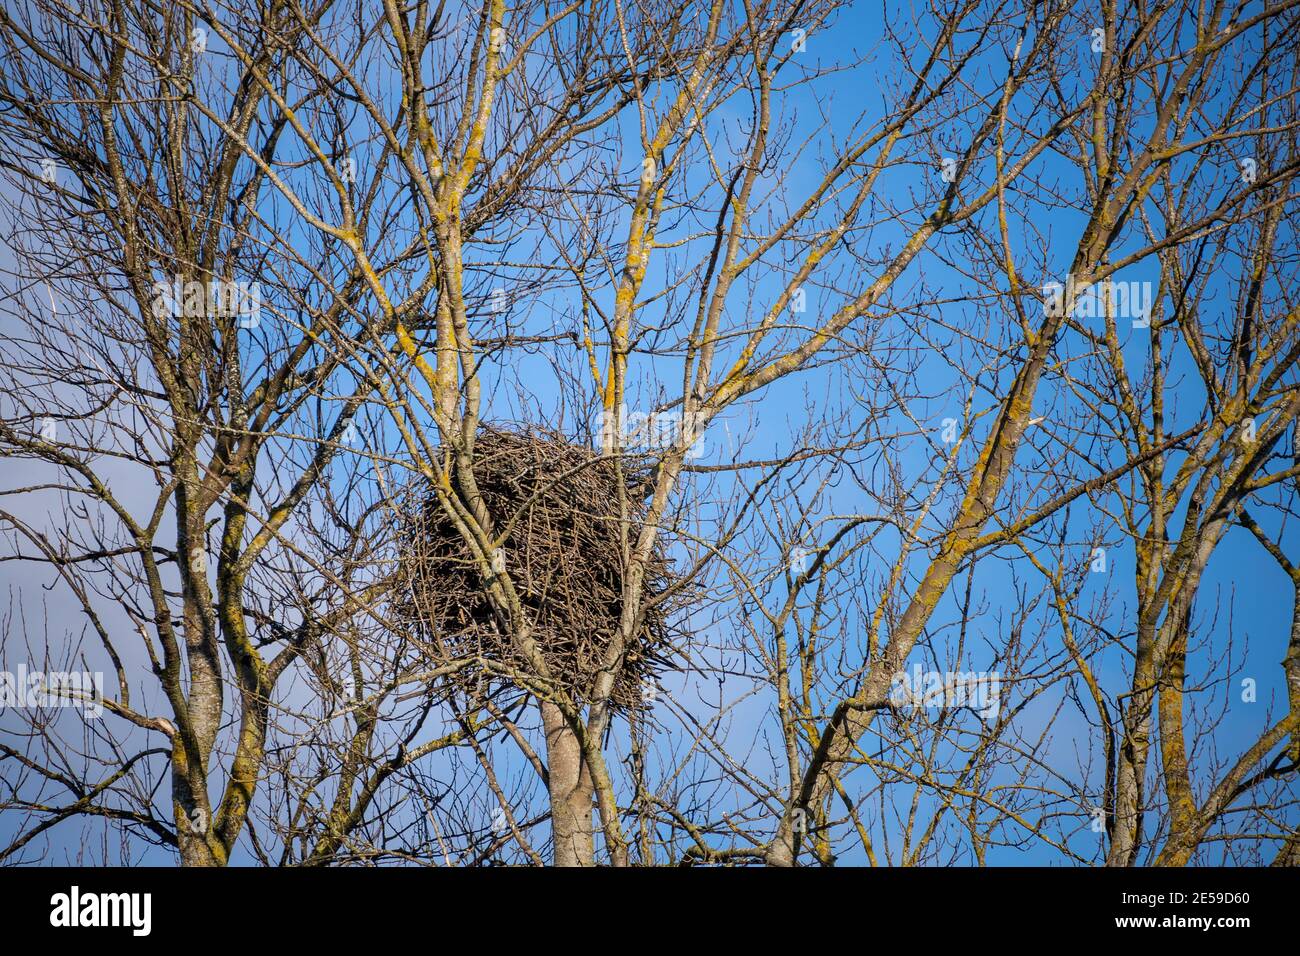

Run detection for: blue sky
[[2, 0, 1297, 865]]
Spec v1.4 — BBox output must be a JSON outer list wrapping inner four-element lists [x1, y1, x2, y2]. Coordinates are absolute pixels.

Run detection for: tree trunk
[[540, 700, 595, 866]]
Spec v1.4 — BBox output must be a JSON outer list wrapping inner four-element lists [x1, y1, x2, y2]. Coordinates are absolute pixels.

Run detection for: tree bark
[[540, 700, 595, 866]]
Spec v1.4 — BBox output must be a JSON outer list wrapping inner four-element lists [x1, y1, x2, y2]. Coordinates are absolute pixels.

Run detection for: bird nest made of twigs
[[392, 426, 676, 712]]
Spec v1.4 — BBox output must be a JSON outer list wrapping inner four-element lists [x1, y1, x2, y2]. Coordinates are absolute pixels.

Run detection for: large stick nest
[[393, 426, 678, 712]]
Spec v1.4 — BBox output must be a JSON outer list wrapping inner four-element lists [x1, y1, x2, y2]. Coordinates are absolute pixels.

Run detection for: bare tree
[[3, 0, 1298, 867]]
